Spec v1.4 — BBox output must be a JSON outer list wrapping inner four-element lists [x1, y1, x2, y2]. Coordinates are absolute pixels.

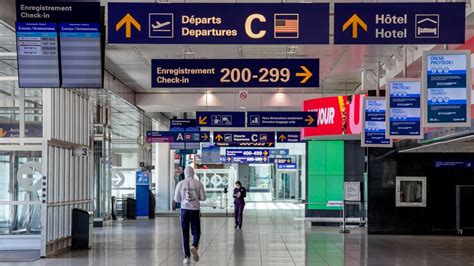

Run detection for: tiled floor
[[3, 208, 474, 265]]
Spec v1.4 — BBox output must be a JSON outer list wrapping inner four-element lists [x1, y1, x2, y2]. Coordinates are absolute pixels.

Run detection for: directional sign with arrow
[[247, 112, 317, 128], [334, 3, 465, 44], [196, 112, 245, 128], [214, 131, 275, 147], [146, 131, 210, 143], [277, 132, 302, 143], [116, 13, 141, 39], [152, 59, 319, 88]]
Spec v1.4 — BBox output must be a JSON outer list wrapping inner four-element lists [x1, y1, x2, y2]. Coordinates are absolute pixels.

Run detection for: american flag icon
[[274, 14, 299, 38]]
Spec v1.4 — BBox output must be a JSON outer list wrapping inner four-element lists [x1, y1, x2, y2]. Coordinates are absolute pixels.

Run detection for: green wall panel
[[307, 141, 344, 210]]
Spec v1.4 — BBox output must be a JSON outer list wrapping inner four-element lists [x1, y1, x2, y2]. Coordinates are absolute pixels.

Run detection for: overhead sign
[[16, 0, 100, 22], [151, 59, 318, 88], [277, 132, 301, 143], [226, 149, 269, 157], [387, 79, 423, 139], [271, 158, 292, 164], [16, 22, 60, 88], [362, 97, 392, 147], [303, 95, 364, 138], [214, 131, 275, 147], [277, 163, 297, 170], [59, 22, 102, 88], [224, 149, 270, 164], [269, 149, 289, 156], [334, 3, 465, 44], [146, 131, 210, 143], [196, 112, 245, 127], [247, 112, 317, 127], [423, 51, 471, 128], [108, 3, 329, 44], [171, 119, 197, 128]]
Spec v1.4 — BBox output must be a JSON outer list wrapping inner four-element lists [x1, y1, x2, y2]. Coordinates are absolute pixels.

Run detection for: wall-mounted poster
[[362, 97, 393, 147]]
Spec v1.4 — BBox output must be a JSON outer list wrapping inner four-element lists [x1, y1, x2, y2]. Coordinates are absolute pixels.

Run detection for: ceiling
[[400, 135, 474, 153]]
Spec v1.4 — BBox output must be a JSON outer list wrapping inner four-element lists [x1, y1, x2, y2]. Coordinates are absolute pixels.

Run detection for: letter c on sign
[[245, 14, 266, 39], [251, 134, 258, 142]]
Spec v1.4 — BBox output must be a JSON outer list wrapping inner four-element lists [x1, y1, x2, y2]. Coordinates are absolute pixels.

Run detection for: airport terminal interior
[[1, 0, 474, 265]]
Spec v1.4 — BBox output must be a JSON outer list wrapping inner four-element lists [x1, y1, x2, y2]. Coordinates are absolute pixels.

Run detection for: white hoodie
[[174, 166, 206, 210]]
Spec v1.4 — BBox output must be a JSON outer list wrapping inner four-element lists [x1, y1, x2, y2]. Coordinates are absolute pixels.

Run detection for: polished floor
[[4, 208, 474, 266]]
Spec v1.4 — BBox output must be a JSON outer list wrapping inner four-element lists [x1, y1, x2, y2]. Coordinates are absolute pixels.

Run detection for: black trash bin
[[71, 208, 93, 249], [149, 190, 156, 219], [126, 198, 136, 219]]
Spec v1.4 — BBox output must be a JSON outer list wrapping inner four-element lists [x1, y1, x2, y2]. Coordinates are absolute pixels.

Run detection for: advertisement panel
[[387, 79, 423, 139], [362, 97, 392, 147], [302, 94, 364, 138], [423, 50, 471, 127]]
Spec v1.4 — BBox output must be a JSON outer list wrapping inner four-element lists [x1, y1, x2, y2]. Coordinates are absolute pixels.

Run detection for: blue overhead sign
[[146, 131, 210, 143], [271, 158, 292, 164], [247, 112, 317, 127], [196, 112, 245, 128], [16, 0, 100, 22], [387, 79, 422, 139], [362, 98, 392, 147], [214, 131, 275, 147], [277, 163, 297, 170], [151, 59, 318, 88], [334, 3, 465, 44], [269, 149, 289, 156], [423, 51, 471, 127], [107, 3, 329, 44], [277, 132, 302, 143], [224, 149, 270, 164]]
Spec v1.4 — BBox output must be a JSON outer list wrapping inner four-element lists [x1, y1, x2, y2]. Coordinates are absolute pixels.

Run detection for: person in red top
[[233, 181, 247, 229]]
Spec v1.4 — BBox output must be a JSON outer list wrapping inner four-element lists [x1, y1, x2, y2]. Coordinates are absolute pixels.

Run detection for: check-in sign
[[152, 59, 318, 88], [108, 3, 329, 44], [334, 3, 465, 44]]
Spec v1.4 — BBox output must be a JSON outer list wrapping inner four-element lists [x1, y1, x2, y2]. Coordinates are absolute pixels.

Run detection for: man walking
[[174, 166, 206, 264]]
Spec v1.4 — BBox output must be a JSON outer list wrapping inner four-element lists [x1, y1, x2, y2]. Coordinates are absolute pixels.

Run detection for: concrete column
[[156, 143, 171, 211]]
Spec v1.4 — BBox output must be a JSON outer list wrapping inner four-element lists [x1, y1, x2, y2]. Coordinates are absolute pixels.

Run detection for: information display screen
[[59, 22, 102, 88], [16, 22, 60, 88]]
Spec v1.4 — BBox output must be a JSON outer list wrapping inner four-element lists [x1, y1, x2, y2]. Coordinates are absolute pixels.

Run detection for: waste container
[[126, 198, 136, 219], [149, 191, 156, 219], [71, 208, 93, 249]]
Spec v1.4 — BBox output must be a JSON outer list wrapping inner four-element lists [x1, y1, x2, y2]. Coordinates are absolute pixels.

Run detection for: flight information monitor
[[59, 23, 102, 88], [16, 22, 60, 88]]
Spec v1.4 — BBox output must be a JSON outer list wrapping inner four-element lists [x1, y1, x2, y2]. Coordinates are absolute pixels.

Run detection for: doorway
[[275, 170, 298, 201]]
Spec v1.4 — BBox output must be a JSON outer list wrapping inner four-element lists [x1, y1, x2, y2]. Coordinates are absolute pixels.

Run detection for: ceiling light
[[0, 76, 18, 81], [239, 106, 247, 109]]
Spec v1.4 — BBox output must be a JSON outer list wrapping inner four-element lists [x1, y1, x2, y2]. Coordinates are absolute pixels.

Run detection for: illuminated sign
[[108, 3, 329, 44], [303, 95, 364, 138], [151, 59, 318, 88]]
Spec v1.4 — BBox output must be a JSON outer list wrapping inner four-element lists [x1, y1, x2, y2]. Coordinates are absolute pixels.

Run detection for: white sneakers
[[190, 246, 200, 262], [183, 257, 190, 264]]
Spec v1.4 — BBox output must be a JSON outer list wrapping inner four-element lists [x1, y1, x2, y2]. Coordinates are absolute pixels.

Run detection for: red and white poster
[[302, 94, 365, 138]]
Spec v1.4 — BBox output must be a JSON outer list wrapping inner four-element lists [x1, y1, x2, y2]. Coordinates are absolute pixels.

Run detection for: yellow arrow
[[267, 142, 273, 147], [305, 115, 315, 126], [295, 66, 313, 84], [263, 150, 269, 156], [342, 14, 367, 39], [286, 159, 291, 163], [201, 133, 208, 141], [263, 157, 268, 162], [116, 13, 141, 39], [215, 134, 223, 141], [279, 134, 287, 141], [227, 156, 232, 162], [198, 116, 208, 125], [0, 128, 7, 138]]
